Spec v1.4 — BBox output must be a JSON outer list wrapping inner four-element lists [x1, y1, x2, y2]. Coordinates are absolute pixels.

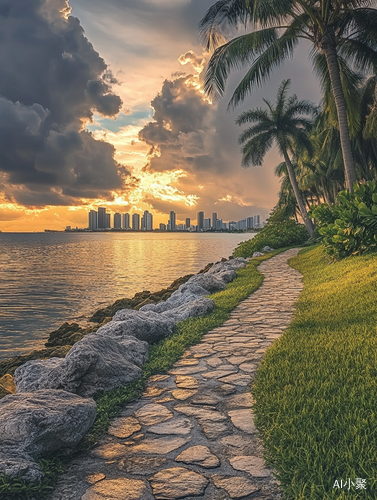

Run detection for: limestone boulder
[[252, 252, 264, 257], [0, 446, 44, 482], [215, 269, 237, 283], [104, 309, 175, 343], [185, 273, 225, 292], [0, 390, 96, 480], [162, 297, 215, 323], [262, 246, 274, 252], [15, 334, 148, 397], [140, 283, 209, 314]]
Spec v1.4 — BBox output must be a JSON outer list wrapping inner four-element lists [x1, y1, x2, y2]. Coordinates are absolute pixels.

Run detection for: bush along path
[[51, 248, 303, 500]]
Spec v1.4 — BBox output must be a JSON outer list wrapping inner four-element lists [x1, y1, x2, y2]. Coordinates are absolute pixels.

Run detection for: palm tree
[[237, 79, 315, 234], [199, 0, 377, 191]]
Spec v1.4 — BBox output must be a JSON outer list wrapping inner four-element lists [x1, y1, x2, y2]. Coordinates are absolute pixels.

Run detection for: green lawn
[[253, 245, 377, 499]]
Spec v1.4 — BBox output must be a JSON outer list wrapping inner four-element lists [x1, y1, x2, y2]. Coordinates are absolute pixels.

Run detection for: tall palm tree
[[237, 79, 315, 234], [199, 0, 377, 191]]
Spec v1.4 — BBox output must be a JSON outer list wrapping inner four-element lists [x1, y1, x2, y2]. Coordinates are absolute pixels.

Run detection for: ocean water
[[0, 232, 253, 359]]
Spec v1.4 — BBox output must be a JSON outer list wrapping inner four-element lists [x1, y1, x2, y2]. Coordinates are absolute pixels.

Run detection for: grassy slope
[[253, 245, 377, 499], [1, 250, 283, 500]]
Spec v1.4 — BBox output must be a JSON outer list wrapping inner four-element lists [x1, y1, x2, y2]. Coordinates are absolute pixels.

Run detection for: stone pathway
[[52, 248, 303, 500]]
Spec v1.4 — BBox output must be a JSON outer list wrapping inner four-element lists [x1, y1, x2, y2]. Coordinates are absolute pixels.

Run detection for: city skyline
[[84, 206, 263, 232]]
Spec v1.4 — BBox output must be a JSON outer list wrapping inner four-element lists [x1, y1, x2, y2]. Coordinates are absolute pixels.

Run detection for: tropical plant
[[236, 79, 315, 234], [234, 206, 309, 257], [309, 180, 377, 258], [199, 0, 377, 191]]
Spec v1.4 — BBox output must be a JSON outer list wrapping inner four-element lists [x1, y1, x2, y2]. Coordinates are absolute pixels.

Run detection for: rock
[[216, 269, 237, 283], [171, 389, 197, 400], [229, 456, 270, 477], [175, 445, 220, 468], [141, 284, 210, 313], [212, 475, 259, 499], [119, 456, 166, 474], [225, 393, 253, 409], [252, 252, 264, 257], [174, 405, 227, 422], [15, 334, 148, 397], [130, 436, 190, 455], [0, 374, 16, 398], [89, 274, 194, 323], [162, 297, 215, 323], [92, 443, 128, 460], [81, 478, 147, 500], [108, 417, 141, 439], [185, 273, 226, 292], [262, 246, 274, 252], [175, 375, 199, 389], [134, 403, 173, 425], [99, 310, 175, 344], [147, 417, 193, 435], [0, 390, 96, 480], [86, 473, 106, 485], [149, 467, 208, 499], [0, 345, 72, 378], [228, 409, 257, 434]]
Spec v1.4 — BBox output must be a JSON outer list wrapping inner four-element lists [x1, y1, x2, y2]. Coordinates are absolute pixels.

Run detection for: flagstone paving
[[52, 248, 303, 500]]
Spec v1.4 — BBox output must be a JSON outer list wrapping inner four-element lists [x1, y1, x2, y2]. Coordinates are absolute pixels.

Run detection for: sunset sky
[[0, 0, 322, 232]]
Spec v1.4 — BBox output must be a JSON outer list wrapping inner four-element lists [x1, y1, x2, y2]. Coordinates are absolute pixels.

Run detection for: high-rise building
[[177, 224, 185, 230], [212, 212, 217, 230], [98, 207, 106, 229], [114, 213, 121, 229], [237, 219, 247, 230], [122, 213, 130, 230], [246, 216, 254, 229], [216, 219, 223, 229], [141, 210, 153, 231], [204, 218, 211, 230], [159, 223, 167, 231], [255, 215, 261, 228], [106, 213, 111, 229], [185, 218, 190, 229], [132, 213, 140, 230], [89, 210, 98, 230], [197, 211, 204, 230], [229, 221, 237, 231], [169, 211, 176, 231]]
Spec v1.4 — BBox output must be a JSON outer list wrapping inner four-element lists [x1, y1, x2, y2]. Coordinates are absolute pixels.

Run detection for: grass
[[0, 250, 283, 500], [252, 245, 377, 499]]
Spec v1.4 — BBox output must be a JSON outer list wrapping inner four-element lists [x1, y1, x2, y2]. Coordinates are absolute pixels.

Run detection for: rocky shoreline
[[0, 255, 253, 483]]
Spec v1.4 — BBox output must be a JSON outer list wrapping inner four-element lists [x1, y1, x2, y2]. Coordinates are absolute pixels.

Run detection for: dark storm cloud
[[0, 0, 123, 207]]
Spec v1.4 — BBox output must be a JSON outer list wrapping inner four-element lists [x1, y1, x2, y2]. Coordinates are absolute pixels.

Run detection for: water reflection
[[0, 232, 252, 358]]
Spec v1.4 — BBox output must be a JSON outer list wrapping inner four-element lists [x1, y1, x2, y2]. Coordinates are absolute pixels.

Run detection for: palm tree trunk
[[283, 151, 314, 235], [321, 179, 332, 208], [323, 44, 357, 191]]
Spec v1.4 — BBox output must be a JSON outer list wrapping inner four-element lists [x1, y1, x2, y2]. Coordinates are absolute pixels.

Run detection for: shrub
[[233, 208, 309, 258], [309, 181, 377, 259]]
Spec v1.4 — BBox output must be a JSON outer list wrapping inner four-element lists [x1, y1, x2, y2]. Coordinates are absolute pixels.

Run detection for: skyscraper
[[212, 212, 217, 230], [169, 211, 176, 231], [141, 210, 153, 231], [204, 218, 211, 230], [122, 213, 130, 230], [88, 210, 98, 230], [246, 216, 254, 229], [114, 213, 121, 229], [159, 223, 167, 231], [255, 215, 261, 228], [98, 207, 106, 229], [185, 218, 190, 229], [132, 213, 140, 230], [106, 213, 111, 229], [197, 211, 204, 230]]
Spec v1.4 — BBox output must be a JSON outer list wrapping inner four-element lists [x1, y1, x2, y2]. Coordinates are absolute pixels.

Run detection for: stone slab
[[147, 417, 193, 436], [229, 456, 270, 477], [149, 467, 208, 499], [108, 417, 141, 439], [175, 445, 220, 468], [228, 409, 256, 434], [134, 404, 173, 426], [212, 475, 259, 499], [81, 478, 146, 500]]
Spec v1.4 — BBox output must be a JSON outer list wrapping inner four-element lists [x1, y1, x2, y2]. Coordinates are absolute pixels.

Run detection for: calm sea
[[0, 232, 252, 359]]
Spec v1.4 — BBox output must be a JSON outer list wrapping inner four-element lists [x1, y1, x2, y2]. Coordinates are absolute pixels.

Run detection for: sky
[[0, 0, 322, 232]]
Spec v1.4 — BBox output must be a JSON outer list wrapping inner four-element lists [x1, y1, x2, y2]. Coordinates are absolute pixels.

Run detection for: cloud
[[0, 0, 123, 207]]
